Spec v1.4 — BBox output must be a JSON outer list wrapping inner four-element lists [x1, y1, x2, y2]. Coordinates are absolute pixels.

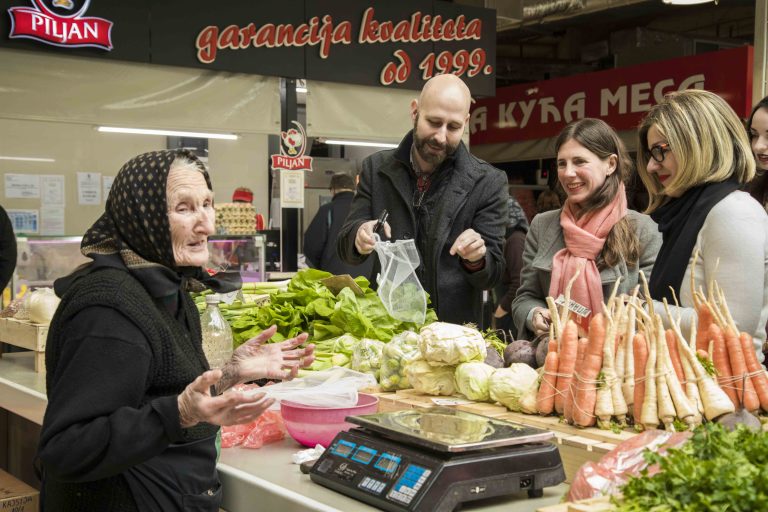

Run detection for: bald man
[[337, 75, 508, 325]]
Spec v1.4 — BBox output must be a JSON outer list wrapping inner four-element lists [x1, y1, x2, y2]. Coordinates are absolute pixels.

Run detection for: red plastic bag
[[567, 429, 691, 502], [220, 384, 286, 449]]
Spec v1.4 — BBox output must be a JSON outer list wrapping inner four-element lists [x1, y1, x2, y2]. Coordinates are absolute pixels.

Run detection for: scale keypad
[[387, 464, 431, 505], [358, 477, 386, 494]]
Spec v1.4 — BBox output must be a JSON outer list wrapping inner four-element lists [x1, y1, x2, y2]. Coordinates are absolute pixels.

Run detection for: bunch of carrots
[[534, 261, 768, 432]]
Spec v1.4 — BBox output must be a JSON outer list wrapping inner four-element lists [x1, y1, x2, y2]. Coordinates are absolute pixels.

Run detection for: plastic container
[[200, 294, 234, 369], [280, 393, 379, 448]]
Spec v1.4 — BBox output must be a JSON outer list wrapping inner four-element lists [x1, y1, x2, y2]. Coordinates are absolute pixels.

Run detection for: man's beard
[[413, 120, 459, 167]]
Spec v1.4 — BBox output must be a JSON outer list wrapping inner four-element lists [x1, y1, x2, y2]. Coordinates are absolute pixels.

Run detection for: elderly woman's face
[[166, 168, 215, 267]]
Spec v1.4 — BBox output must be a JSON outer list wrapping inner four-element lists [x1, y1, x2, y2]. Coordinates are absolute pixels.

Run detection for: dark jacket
[[0, 205, 17, 291], [39, 267, 220, 511], [304, 191, 373, 278], [496, 229, 527, 314], [337, 131, 508, 325]]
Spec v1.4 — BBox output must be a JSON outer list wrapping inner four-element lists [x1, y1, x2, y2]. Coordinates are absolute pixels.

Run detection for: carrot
[[710, 324, 739, 408], [554, 321, 578, 415], [573, 314, 606, 428], [739, 331, 768, 412], [665, 329, 685, 384], [632, 332, 648, 426], [564, 337, 588, 424], [695, 303, 714, 353], [724, 327, 759, 413], [537, 351, 559, 415], [548, 338, 558, 354], [659, 322, 696, 429]]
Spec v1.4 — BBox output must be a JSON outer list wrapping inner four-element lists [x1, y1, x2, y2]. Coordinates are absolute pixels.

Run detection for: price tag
[[554, 295, 591, 318], [431, 397, 473, 406]]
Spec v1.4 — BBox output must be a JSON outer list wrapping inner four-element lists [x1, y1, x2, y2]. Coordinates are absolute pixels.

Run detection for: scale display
[[348, 406, 554, 452]]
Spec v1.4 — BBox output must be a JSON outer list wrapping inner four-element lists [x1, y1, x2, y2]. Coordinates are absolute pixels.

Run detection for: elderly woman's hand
[[531, 307, 552, 337], [178, 369, 274, 428]]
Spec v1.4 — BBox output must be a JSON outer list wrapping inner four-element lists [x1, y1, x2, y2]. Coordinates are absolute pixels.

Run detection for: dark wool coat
[[337, 131, 508, 325]]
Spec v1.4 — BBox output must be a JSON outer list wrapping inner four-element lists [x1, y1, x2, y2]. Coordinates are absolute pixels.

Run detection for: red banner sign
[[469, 46, 753, 146], [8, 1, 113, 50]]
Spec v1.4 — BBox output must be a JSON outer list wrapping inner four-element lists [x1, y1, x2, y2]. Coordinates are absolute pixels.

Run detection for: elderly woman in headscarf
[[37, 150, 315, 511], [493, 195, 530, 334]]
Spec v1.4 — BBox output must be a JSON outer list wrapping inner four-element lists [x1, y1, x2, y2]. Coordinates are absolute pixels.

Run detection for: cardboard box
[[0, 469, 39, 512]]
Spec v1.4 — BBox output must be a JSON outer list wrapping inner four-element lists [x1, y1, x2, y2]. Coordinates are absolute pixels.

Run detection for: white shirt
[[655, 191, 768, 363]]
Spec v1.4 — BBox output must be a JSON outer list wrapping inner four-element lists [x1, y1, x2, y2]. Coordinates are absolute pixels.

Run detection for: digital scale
[[309, 407, 565, 512]]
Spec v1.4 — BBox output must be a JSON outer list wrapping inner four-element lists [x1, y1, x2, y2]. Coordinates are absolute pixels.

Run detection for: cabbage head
[[489, 364, 539, 412], [454, 362, 496, 401], [405, 359, 456, 396], [419, 322, 486, 365]]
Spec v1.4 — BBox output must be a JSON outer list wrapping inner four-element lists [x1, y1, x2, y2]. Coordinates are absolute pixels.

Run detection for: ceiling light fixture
[[662, 0, 716, 5], [97, 126, 238, 140], [324, 139, 398, 148], [0, 156, 55, 162], [296, 86, 308, 93]]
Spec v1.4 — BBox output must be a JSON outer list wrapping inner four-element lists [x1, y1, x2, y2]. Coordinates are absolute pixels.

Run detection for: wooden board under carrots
[[0, 317, 47, 373]]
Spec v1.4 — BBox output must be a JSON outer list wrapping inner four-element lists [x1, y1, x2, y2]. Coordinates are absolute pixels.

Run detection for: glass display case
[[10, 236, 90, 299], [207, 234, 266, 283]]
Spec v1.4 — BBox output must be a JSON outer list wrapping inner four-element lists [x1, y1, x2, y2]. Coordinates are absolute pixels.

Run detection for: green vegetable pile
[[614, 423, 768, 512], [227, 269, 437, 347]]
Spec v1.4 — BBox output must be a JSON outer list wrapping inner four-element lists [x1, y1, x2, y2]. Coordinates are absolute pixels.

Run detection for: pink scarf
[[549, 183, 627, 326]]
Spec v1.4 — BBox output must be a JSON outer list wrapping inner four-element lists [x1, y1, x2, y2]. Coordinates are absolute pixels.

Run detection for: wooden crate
[[537, 496, 614, 512], [0, 318, 47, 372]]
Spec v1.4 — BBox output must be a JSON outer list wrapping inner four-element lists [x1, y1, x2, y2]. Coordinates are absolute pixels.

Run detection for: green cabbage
[[405, 359, 456, 396], [489, 364, 539, 412], [419, 322, 486, 365], [454, 362, 496, 401]]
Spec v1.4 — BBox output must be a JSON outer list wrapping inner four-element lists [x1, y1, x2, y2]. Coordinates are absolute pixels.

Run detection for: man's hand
[[355, 219, 392, 255], [494, 305, 508, 318], [178, 370, 274, 428], [449, 228, 486, 263]]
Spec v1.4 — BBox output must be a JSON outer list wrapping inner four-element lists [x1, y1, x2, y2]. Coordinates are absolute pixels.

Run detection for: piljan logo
[[271, 121, 313, 172], [8, 0, 113, 50]]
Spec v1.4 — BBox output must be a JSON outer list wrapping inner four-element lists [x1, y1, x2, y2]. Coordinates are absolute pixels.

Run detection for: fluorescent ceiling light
[[324, 139, 398, 148], [662, 0, 715, 4], [97, 126, 238, 140], [296, 86, 308, 93], [0, 156, 55, 162]]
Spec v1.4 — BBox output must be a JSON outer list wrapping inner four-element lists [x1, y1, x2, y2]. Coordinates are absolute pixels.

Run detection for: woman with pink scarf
[[510, 119, 661, 342]]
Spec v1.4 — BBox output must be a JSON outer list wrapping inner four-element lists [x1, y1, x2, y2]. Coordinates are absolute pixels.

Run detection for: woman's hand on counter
[[178, 369, 274, 428]]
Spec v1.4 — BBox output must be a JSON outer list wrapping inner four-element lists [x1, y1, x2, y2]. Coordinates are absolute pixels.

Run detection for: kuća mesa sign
[[8, 0, 113, 50]]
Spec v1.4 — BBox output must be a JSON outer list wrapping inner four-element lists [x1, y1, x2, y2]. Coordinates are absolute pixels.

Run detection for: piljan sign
[[271, 121, 313, 173], [8, 0, 113, 50]]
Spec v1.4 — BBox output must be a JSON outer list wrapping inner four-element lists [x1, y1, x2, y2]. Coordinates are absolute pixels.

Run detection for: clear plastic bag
[[379, 331, 422, 391], [351, 338, 385, 381], [373, 234, 426, 324], [247, 367, 377, 409]]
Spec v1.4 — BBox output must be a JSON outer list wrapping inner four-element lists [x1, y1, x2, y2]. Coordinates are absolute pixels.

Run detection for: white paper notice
[[280, 170, 304, 208], [77, 172, 101, 205], [40, 206, 65, 235], [41, 175, 65, 205], [7, 209, 39, 234], [4, 174, 40, 199], [103, 175, 114, 201]]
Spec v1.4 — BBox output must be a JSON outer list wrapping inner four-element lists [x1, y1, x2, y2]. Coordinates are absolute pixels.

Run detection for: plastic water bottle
[[200, 295, 234, 369]]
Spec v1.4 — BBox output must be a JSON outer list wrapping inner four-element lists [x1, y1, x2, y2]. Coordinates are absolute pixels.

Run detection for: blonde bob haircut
[[637, 89, 755, 213]]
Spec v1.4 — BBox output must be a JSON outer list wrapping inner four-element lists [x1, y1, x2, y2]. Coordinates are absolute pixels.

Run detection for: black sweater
[[39, 267, 219, 511]]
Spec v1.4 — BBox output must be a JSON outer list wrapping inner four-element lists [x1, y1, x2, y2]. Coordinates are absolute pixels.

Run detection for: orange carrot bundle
[[632, 332, 648, 424], [710, 324, 739, 408], [724, 327, 759, 412], [665, 329, 685, 384], [740, 331, 768, 412], [548, 338, 558, 354], [573, 314, 606, 428], [537, 352, 559, 415], [564, 337, 588, 424], [554, 321, 578, 414], [695, 303, 714, 353]]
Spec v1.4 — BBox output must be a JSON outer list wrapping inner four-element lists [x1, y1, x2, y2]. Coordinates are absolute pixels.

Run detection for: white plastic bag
[[373, 234, 427, 325], [248, 367, 377, 409]]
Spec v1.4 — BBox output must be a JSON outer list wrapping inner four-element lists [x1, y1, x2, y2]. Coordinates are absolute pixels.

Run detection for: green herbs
[[613, 423, 768, 512]]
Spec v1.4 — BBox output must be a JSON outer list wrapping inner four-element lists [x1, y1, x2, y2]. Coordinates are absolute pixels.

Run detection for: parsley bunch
[[614, 423, 768, 512]]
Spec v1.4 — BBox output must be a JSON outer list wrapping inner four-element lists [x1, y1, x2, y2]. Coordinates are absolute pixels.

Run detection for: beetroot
[[504, 339, 536, 368]]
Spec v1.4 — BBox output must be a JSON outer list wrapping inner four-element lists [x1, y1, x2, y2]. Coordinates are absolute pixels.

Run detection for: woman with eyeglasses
[[637, 89, 768, 362], [510, 118, 661, 343], [748, 96, 768, 211]]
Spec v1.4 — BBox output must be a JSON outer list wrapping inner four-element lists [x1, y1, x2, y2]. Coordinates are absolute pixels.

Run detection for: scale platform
[[309, 407, 565, 512]]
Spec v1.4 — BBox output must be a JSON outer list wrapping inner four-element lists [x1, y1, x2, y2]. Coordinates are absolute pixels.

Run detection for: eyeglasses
[[649, 142, 671, 163]]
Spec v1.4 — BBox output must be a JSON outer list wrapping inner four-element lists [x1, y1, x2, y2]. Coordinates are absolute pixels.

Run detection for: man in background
[[304, 173, 373, 278], [337, 74, 508, 325], [0, 205, 16, 293]]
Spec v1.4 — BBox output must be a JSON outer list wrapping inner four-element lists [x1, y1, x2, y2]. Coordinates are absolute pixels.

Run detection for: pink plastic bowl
[[280, 393, 379, 448]]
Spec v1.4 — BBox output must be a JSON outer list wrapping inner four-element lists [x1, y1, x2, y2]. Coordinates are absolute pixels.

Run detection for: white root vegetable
[[641, 323, 659, 430], [595, 313, 616, 429], [622, 297, 637, 416], [609, 301, 628, 426], [657, 320, 697, 429], [655, 318, 677, 431]]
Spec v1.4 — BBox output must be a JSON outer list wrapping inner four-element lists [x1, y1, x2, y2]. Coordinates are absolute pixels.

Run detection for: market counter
[[0, 352, 569, 511]]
